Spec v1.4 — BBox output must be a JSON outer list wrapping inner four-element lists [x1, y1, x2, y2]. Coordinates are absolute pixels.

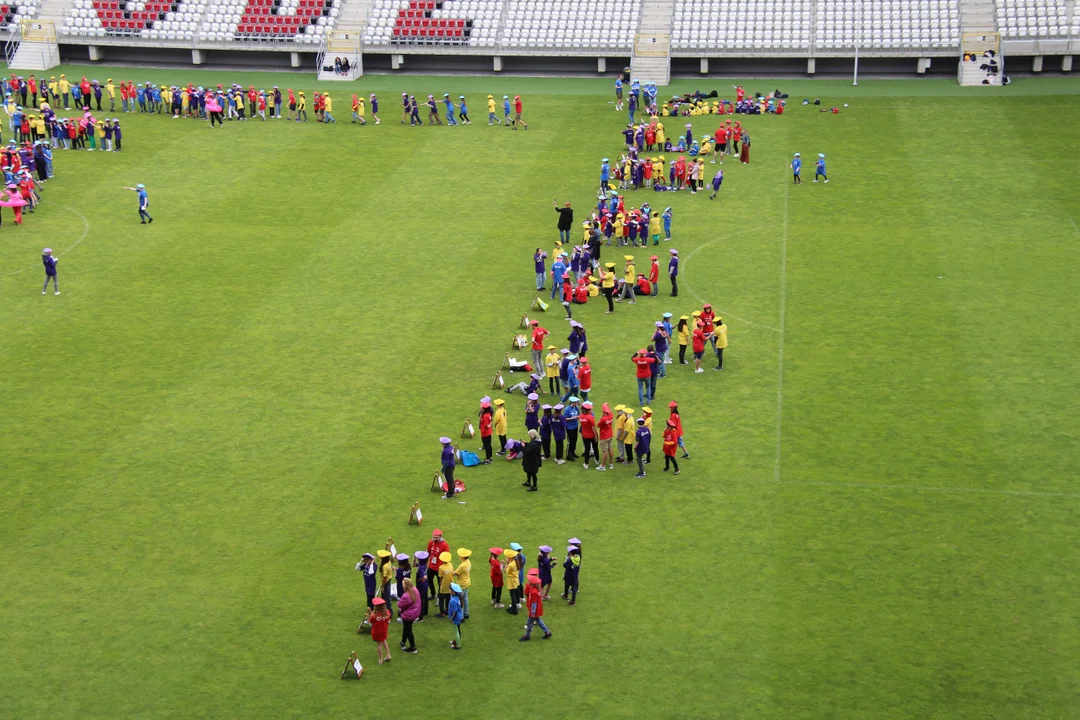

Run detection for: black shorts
[[289, 103, 296, 110], [693, 351, 704, 360]]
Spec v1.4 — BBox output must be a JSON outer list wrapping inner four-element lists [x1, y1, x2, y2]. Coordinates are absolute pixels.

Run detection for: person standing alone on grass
[[41, 247, 58, 295], [440, 436, 456, 499], [124, 183, 152, 224], [533, 248, 548, 292], [530, 321, 549, 376], [554, 200, 574, 243]]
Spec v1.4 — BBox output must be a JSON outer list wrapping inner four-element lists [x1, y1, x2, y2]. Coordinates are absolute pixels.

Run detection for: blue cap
[[450, 582, 462, 593], [510, 542, 523, 551]]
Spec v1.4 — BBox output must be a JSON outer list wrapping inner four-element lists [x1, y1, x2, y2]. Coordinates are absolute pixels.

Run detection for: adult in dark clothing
[[440, 436, 456, 499], [521, 430, 543, 491], [553, 200, 574, 243]]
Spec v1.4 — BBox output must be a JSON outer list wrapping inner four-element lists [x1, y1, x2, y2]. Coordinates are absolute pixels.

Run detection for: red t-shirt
[[514, 98, 522, 113], [526, 585, 544, 617], [692, 329, 706, 353], [649, 262, 659, 283], [480, 412, 492, 438], [490, 557, 503, 586], [633, 355, 655, 379], [598, 412, 614, 440], [577, 365, 592, 391], [637, 278, 651, 295], [579, 412, 597, 439], [369, 611, 390, 642], [715, 127, 727, 143], [426, 539, 449, 569], [531, 328, 549, 350]]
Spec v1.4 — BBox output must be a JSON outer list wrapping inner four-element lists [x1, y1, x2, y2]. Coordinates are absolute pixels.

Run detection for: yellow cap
[[505, 549, 518, 558], [547, 345, 557, 350], [692, 311, 702, 317], [642, 406, 652, 414], [494, 398, 505, 406], [614, 404, 626, 411], [376, 549, 391, 558], [457, 548, 472, 558], [439, 551, 452, 562], [624, 255, 634, 261]]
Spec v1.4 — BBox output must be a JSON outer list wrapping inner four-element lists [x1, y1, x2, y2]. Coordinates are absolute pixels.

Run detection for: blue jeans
[[536, 272, 545, 290], [657, 350, 667, 377], [650, 375, 657, 401], [524, 616, 550, 637], [559, 229, 571, 243], [637, 378, 649, 406]]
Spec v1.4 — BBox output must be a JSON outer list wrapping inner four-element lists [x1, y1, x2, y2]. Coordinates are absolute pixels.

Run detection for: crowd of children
[[345, 530, 582, 674]]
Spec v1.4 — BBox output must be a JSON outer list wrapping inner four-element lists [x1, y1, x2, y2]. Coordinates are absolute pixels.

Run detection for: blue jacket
[[448, 595, 464, 625], [42, 254, 57, 276]]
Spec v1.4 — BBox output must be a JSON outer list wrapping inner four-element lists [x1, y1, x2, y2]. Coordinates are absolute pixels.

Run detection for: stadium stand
[[995, 0, 1077, 38], [672, 0, 812, 52], [364, 0, 500, 48], [814, 0, 960, 50], [0, 0, 41, 31], [8, 0, 1077, 77], [62, 0, 204, 40], [498, 0, 639, 53]]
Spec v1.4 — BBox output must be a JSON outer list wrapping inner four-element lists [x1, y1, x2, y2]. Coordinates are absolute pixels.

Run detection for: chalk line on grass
[[0, 207, 90, 279], [774, 180, 790, 484], [769, 477, 1080, 500], [1070, 216, 1079, 237], [681, 227, 782, 333]]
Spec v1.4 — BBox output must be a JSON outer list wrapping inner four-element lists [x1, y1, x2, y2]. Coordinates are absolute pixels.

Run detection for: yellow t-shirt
[[106, 82, 115, 98], [95, 121, 105, 138], [601, 271, 615, 289], [715, 324, 728, 349], [357, 98, 365, 116], [624, 263, 635, 283], [59, 79, 70, 93], [545, 351, 561, 378], [649, 217, 661, 235], [678, 324, 690, 346], [323, 96, 332, 112], [453, 559, 471, 589], [493, 407, 507, 435], [438, 563, 454, 593], [297, 96, 306, 111], [487, 98, 496, 113]]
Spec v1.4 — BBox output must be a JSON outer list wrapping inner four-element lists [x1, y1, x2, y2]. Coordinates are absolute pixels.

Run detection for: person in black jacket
[[553, 199, 573, 243], [521, 429, 542, 492]]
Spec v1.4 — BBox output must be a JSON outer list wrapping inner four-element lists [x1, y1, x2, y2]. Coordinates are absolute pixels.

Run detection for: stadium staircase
[[631, 0, 673, 85], [316, 0, 368, 79], [958, 0, 1003, 85]]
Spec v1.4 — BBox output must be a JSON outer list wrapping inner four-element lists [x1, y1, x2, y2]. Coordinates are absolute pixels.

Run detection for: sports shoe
[[695, 368, 704, 373], [54, 291, 60, 295], [634, 473, 645, 478], [674, 470, 681, 475], [519, 636, 530, 642], [583, 462, 590, 468], [596, 466, 606, 471], [542, 633, 552, 640], [682, 452, 690, 459], [405, 647, 417, 654], [556, 459, 564, 465]]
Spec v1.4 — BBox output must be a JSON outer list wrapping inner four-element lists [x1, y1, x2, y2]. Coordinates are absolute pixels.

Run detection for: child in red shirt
[[489, 547, 505, 608], [662, 420, 680, 474], [519, 578, 551, 641], [367, 597, 392, 664]]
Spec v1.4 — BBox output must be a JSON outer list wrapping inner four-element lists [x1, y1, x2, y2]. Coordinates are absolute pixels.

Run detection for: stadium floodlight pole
[[853, 44, 860, 86]]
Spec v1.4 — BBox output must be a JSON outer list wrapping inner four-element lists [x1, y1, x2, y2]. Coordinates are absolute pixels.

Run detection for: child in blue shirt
[[815, 153, 828, 183], [790, 152, 802, 184]]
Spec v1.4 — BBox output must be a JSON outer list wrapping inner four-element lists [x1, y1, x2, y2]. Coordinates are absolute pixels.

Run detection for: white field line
[[0, 207, 90, 279], [681, 227, 782, 333], [774, 180, 789, 483]]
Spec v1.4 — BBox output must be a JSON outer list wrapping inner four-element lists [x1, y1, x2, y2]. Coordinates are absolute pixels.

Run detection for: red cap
[[530, 320, 539, 325], [638, 348, 647, 354], [432, 528, 442, 535], [668, 401, 678, 408], [651, 255, 658, 260], [372, 597, 386, 606]]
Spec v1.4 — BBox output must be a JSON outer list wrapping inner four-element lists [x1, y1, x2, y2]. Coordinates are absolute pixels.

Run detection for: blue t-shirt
[[137, 189, 148, 208], [503, 100, 511, 114], [792, 158, 802, 173], [816, 159, 826, 174]]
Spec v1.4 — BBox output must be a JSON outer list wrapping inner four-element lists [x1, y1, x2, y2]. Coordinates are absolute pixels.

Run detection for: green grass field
[[1, 65, 1079, 718]]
